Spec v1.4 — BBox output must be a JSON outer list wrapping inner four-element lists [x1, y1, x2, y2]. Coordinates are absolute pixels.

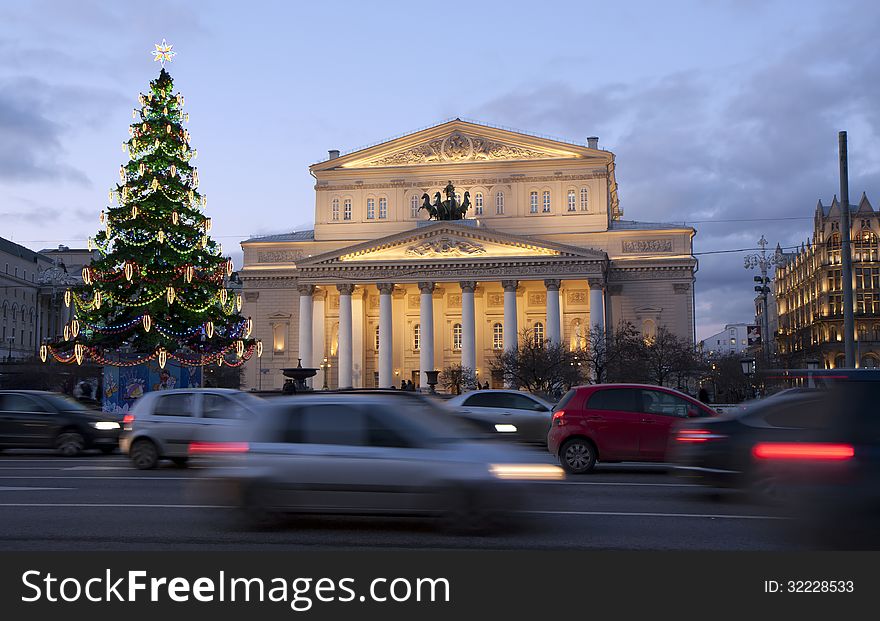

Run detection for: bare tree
[[439, 364, 478, 395], [491, 329, 585, 400], [644, 326, 692, 387], [582, 321, 645, 384]]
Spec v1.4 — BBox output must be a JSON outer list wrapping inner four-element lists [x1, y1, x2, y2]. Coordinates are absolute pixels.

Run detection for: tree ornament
[[82, 267, 92, 285], [124, 262, 134, 282], [142, 314, 152, 332], [154, 138, 159, 148], [245, 317, 252, 338], [94, 291, 102, 309], [220, 289, 228, 305], [119, 165, 125, 181], [157, 230, 165, 243], [152, 39, 176, 66], [166, 124, 172, 134], [39, 344, 48, 363], [236, 340, 245, 358], [216, 356, 223, 367], [131, 205, 138, 219], [99, 210, 105, 223], [205, 321, 214, 339], [87, 237, 93, 251], [71, 319, 80, 338], [106, 222, 112, 238], [226, 258, 234, 276], [139, 163, 145, 175], [64, 290, 71, 308], [170, 164, 176, 178], [204, 217, 211, 232], [172, 211, 179, 225], [75, 344, 85, 366], [63, 325, 70, 341], [163, 106, 168, 115], [151, 178, 159, 190], [201, 235, 208, 248], [256, 340, 263, 358], [236, 294, 243, 312], [166, 286, 176, 305], [158, 347, 168, 369], [184, 265, 194, 283]]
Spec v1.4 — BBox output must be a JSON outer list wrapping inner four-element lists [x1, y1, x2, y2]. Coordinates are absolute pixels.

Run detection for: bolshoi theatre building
[[239, 119, 697, 390]]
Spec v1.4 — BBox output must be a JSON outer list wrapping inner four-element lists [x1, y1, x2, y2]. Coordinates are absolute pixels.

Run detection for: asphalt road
[[0, 450, 802, 551]]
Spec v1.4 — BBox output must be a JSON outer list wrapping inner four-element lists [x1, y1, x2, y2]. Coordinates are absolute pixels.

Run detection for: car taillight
[[676, 429, 727, 443], [122, 414, 135, 424], [752, 442, 854, 461], [188, 442, 250, 454], [552, 410, 566, 426]]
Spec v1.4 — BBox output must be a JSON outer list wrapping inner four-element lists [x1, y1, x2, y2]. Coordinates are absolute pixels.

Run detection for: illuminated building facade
[[775, 193, 880, 368], [240, 119, 697, 389]]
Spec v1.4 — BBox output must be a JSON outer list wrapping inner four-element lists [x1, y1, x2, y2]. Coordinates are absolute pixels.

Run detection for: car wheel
[[130, 439, 159, 470], [170, 457, 189, 468], [56, 431, 85, 457], [559, 438, 597, 474]]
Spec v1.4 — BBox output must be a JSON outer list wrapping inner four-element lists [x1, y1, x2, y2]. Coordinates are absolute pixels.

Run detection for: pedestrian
[[400, 379, 407, 390], [483, 381, 489, 390], [698, 387, 710, 403], [407, 380, 415, 391]]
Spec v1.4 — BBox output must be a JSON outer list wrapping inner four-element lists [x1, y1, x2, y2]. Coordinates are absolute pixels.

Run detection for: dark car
[[0, 390, 122, 456], [548, 384, 716, 473]]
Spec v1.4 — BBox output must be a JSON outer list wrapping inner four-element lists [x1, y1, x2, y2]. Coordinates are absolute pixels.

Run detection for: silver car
[[120, 388, 263, 469], [444, 390, 554, 445], [194, 392, 563, 531]]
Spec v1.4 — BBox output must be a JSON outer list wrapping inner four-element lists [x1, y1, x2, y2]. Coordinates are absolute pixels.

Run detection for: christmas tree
[[43, 42, 260, 370]]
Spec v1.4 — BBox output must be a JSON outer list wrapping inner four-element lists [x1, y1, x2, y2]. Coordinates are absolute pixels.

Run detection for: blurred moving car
[[548, 384, 716, 473], [444, 390, 554, 445], [0, 390, 121, 456], [193, 391, 563, 531], [120, 388, 263, 469]]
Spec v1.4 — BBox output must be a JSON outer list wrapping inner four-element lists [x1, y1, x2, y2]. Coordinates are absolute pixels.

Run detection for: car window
[[302, 404, 366, 446], [554, 389, 577, 411], [0, 394, 47, 412], [153, 393, 196, 417], [203, 394, 251, 420], [639, 390, 690, 418], [44, 394, 88, 412], [507, 394, 547, 412], [763, 399, 828, 429], [587, 388, 639, 412], [359, 407, 415, 449], [463, 393, 502, 408]]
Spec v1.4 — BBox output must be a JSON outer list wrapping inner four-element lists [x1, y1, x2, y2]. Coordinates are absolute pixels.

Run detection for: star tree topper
[[152, 39, 176, 66]]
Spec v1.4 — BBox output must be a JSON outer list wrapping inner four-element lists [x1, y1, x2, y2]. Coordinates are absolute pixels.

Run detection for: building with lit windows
[[775, 193, 880, 368], [239, 119, 697, 390], [700, 323, 751, 356]]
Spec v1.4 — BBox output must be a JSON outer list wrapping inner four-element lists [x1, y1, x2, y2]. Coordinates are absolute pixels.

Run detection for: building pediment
[[311, 119, 608, 171], [298, 222, 607, 266]]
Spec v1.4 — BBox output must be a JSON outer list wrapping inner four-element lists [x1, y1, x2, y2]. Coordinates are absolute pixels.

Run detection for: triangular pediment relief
[[312, 119, 607, 171], [298, 223, 607, 266]]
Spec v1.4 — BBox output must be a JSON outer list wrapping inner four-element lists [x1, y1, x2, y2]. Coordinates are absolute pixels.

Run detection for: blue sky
[[1, 0, 878, 340]]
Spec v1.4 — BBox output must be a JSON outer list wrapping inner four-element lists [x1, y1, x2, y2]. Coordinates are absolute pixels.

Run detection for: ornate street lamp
[[320, 356, 331, 390]]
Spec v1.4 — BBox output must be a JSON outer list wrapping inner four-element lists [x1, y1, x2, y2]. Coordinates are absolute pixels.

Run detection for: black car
[[0, 391, 123, 456]]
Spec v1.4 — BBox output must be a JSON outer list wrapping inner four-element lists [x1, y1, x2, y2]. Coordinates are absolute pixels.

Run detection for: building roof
[[243, 230, 316, 243], [609, 220, 692, 231], [0, 237, 53, 264]]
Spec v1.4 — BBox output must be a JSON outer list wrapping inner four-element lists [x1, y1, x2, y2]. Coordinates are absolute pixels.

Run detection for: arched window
[[366, 197, 375, 219], [452, 323, 462, 350], [861, 354, 879, 369], [542, 190, 551, 213], [495, 191, 504, 215], [643, 319, 657, 341], [493, 322, 503, 350], [474, 192, 484, 216], [331, 198, 339, 221], [378, 197, 387, 219], [828, 233, 841, 264], [529, 191, 539, 213], [567, 190, 576, 212], [834, 353, 846, 369], [857, 230, 877, 261], [533, 321, 544, 346], [830, 326, 839, 342], [858, 324, 868, 341], [874, 324, 880, 341], [580, 187, 589, 211], [343, 199, 352, 220], [410, 195, 419, 218], [413, 324, 420, 351]]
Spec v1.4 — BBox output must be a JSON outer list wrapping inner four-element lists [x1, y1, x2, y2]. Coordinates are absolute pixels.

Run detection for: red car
[[548, 384, 716, 473]]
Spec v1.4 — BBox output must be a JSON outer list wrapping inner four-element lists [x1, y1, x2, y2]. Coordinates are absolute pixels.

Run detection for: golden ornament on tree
[[158, 230, 165, 243], [236, 294, 243, 312], [205, 321, 214, 339], [219, 289, 228, 305], [124, 262, 134, 282], [94, 291, 102, 309], [82, 267, 92, 285], [185, 265, 194, 283], [74, 344, 85, 366], [166, 286, 176, 305], [70, 319, 80, 338], [64, 290, 71, 308], [158, 348, 168, 369], [142, 314, 152, 332], [245, 316, 252, 338], [256, 340, 263, 358], [63, 325, 70, 341], [39, 344, 48, 363], [235, 340, 245, 358]]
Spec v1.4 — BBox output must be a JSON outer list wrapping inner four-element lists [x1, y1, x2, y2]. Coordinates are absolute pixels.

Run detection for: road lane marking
[[0, 503, 232, 508], [526, 510, 787, 520], [545, 481, 697, 487], [63, 466, 133, 471], [0, 476, 207, 481], [0, 487, 74, 491]]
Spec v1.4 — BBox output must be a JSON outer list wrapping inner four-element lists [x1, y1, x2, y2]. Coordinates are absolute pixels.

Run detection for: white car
[[194, 392, 563, 531], [445, 390, 554, 445]]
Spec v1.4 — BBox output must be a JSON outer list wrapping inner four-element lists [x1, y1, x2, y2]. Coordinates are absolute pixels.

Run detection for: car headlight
[[489, 463, 565, 480], [92, 421, 121, 430]]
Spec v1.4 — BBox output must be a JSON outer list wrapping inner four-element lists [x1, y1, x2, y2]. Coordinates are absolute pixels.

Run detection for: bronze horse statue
[[418, 182, 470, 221]]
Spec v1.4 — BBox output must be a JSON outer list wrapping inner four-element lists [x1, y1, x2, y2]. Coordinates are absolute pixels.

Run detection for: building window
[[495, 191, 504, 215], [474, 192, 483, 216], [452, 323, 462, 350], [529, 191, 538, 213], [861, 354, 879, 368], [542, 191, 551, 213], [567, 190, 576, 212], [493, 323, 503, 350], [331, 198, 339, 221], [533, 321, 544, 345], [272, 323, 286, 353], [858, 324, 868, 341], [343, 199, 352, 220], [828, 233, 841, 264], [375, 326, 380, 350], [413, 324, 420, 351], [378, 197, 387, 219], [410, 195, 419, 218], [366, 198, 375, 219], [856, 230, 877, 262], [580, 187, 589, 211]]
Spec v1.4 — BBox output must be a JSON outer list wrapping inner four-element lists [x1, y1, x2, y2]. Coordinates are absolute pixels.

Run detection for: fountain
[[281, 359, 319, 393]]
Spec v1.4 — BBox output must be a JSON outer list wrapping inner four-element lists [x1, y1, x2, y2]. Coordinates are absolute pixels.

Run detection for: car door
[[582, 388, 642, 460], [0, 394, 57, 447], [457, 392, 509, 430], [198, 393, 253, 443], [149, 392, 199, 457], [637, 389, 692, 461], [504, 393, 553, 442]]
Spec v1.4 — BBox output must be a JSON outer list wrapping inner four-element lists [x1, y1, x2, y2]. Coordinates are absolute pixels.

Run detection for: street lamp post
[[320, 356, 331, 390], [744, 236, 785, 367], [740, 356, 757, 400]]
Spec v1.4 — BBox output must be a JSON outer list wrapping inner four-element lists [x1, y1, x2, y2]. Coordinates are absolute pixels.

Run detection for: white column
[[418, 282, 435, 389], [502, 280, 519, 351], [460, 281, 476, 374], [313, 292, 326, 389], [545, 279, 562, 345], [378, 283, 394, 389], [352, 292, 364, 387], [337, 283, 353, 389], [589, 277, 606, 333], [297, 285, 314, 385]]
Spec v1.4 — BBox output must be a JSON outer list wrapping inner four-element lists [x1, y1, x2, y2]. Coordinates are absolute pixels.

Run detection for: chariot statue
[[420, 181, 470, 221]]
